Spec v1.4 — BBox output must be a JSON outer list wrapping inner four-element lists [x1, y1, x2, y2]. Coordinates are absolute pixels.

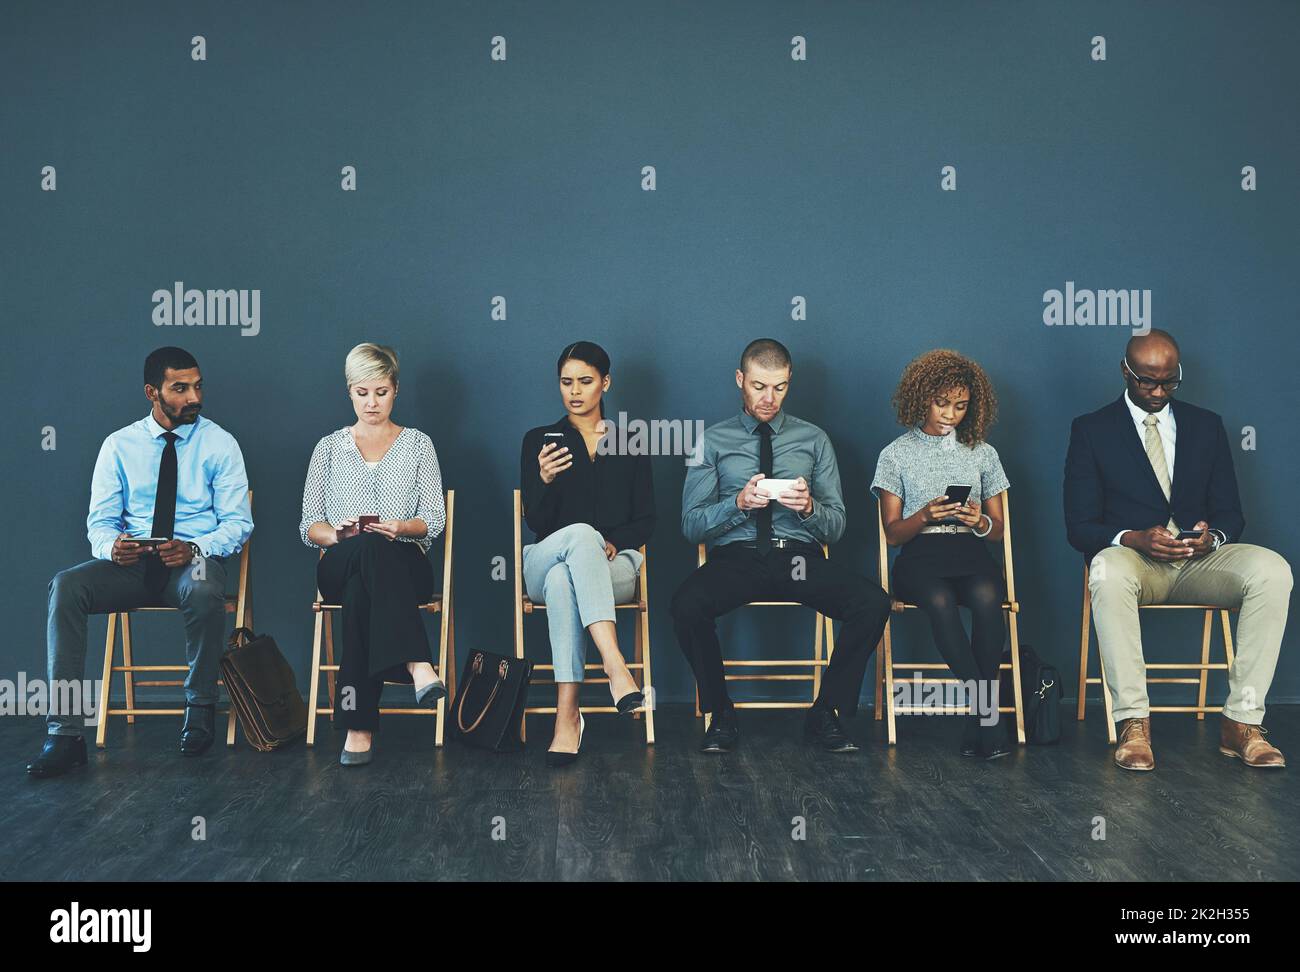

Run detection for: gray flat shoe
[[415, 677, 447, 707], [340, 742, 374, 766]]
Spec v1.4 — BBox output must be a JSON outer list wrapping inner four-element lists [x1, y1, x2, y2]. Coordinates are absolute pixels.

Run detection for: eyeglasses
[[1124, 358, 1182, 392]]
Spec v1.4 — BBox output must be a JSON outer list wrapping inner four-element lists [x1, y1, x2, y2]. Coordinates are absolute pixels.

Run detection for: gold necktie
[[1143, 414, 1183, 569]]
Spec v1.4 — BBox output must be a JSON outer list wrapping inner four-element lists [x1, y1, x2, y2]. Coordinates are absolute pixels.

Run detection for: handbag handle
[[457, 653, 511, 734], [226, 626, 256, 649]]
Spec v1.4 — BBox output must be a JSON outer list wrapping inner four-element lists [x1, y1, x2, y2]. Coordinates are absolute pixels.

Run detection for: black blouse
[[520, 415, 656, 551]]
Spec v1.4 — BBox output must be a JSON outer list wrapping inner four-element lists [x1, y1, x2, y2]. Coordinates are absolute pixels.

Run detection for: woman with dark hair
[[870, 349, 1011, 759], [519, 341, 655, 767]]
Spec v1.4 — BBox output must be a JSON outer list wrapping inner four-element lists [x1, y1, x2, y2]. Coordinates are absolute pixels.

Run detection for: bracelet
[[972, 513, 992, 538]]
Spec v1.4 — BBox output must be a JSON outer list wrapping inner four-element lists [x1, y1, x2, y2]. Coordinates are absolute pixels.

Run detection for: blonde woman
[[300, 343, 447, 766]]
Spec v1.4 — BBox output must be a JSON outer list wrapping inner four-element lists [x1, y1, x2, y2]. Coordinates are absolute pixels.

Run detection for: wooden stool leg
[[1098, 650, 1117, 744], [874, 632, 883, 721], [812, 611, 824, 703], [434, 606, 449, 748], [1197, 609, 1213, 720], [883, 618, 897, 745], [631, 605, 644, 721], [96, 614, 118, 749], [1008, 609, 1026, 745], [1220, 610, 1236, 667], [640, 603, 655, 745], [1077, 572, 1091, 721], [307, 611, 323, 746], [121, 613, 136, 725], [323, 611, 337, 715]]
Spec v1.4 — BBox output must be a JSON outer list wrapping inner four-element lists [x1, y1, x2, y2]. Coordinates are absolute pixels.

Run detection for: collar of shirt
[[737, 409, 787, 435], [144, 411, 200, 441], [1123, 391, 1176, 438]]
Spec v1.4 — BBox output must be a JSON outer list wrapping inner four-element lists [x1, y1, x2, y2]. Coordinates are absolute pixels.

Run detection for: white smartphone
[[756, 478, 796, 500]]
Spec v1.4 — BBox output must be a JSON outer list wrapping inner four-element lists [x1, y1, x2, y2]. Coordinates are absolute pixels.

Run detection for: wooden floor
[[3, 705, 1297, 882]]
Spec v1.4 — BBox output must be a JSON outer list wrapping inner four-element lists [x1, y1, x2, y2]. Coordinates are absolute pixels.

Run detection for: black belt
[[718, 538, 820, 552]]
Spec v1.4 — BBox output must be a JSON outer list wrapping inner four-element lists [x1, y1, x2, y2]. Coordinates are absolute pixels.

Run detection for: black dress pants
[[671, 541, 892, 716], [317, 532, 436, 730]]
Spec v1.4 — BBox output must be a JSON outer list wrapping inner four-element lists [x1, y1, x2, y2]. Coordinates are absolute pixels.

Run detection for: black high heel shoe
[[615, 691, 645, 716], [546, 714, 585, 768], [960, 716, 980, 757]]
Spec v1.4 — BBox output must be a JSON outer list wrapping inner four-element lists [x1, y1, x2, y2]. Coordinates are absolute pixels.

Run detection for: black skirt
[[892, 533, 1004, 602]]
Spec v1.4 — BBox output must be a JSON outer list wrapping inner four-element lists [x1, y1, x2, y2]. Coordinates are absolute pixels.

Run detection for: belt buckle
[[937, 524, 957, 534]]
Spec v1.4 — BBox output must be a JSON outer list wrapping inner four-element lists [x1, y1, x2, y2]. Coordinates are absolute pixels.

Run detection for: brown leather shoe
[[1114, 717, 1155, 771], [1220, 718, 1286, 768]]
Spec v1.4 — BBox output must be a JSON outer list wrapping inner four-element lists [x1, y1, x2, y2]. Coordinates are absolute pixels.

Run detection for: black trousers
[[892, 534, 1006, 714], [317, 532, 436, 730], [671, 541, 892, 716]]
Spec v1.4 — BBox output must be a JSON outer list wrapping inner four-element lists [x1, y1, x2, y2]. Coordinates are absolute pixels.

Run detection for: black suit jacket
[[1063, 395, 1245, 563]]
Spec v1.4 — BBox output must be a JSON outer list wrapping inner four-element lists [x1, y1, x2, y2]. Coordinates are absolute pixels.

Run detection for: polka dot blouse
[[299, 426, 446, 554]]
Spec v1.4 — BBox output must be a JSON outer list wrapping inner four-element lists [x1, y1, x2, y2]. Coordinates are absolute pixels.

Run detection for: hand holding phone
[[539, 432, 572, 484]]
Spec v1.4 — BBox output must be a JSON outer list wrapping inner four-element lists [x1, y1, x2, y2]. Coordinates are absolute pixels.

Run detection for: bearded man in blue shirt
[[28, 347, 253, 777]]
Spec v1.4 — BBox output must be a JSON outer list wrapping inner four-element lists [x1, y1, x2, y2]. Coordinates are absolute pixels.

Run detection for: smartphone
[[130, 536, 170, 548], [358, 514, 380, 530], [1175, 530, 1204, 541], [543, 432, 567, 446], [943, 484, 973, 506], [756, 478, 796, 500]]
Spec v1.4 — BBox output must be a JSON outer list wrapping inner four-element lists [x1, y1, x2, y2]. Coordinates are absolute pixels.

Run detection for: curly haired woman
[[871, 349, 1011, 759]]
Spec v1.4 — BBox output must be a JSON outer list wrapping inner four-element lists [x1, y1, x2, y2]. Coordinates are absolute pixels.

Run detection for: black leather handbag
[[452, 649, 532, 752], [1000, 643, 1061, 745]]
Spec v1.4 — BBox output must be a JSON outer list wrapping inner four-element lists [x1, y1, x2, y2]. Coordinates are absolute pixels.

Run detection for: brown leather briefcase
[[220, 627, 308, 751]]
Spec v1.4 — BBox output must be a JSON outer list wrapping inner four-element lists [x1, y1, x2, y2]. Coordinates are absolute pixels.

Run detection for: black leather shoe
[[804, 706, 860, 753], [699, 709, 739, 754], [979, 719, 1011, 760], [27, 735, 88, 778], [179, 703, 216, 756], [960, 716, 980, 757]]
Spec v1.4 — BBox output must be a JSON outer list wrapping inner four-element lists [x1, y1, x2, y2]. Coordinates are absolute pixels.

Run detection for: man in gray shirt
[[672, 339, 892, 754]]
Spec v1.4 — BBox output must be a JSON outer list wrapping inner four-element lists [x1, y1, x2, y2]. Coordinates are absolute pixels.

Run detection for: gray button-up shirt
[[681, 409, 847, 548]]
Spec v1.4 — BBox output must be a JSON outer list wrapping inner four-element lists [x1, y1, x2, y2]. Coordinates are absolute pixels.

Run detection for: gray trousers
[[46, 555, 230, 735], [1089, 543, 1292, 725]]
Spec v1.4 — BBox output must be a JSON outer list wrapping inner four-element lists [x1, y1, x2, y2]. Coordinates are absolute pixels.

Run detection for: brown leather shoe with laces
[[1220, 717, 1286, 768], [1114, 716, 1154, 771]]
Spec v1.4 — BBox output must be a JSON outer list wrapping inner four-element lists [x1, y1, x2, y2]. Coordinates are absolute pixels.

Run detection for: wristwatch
[[187, 541, 203, 561], [1208, 529, 1226, 552]]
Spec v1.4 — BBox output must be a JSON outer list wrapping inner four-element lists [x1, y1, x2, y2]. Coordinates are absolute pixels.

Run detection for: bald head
[[1122, 328, 1181, 412], [1125, 328, 1179, 366]]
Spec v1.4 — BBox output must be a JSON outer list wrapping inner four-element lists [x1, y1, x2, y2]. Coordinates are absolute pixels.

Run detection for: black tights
[[895, 571, 1006, 705]]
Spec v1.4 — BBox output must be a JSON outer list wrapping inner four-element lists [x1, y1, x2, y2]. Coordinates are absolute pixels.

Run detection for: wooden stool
[[512, 489, 655, 744], [95, 490, 254, 749], [1076, 561, 1236, 743], [692, 541, 835, 728], [306, 490, 456, 747], [874, 489, 1027, 745]]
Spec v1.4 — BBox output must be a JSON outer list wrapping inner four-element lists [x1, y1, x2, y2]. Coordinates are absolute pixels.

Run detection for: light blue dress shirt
[[86, 412, 253, 561], [681, 409, 846, 548]]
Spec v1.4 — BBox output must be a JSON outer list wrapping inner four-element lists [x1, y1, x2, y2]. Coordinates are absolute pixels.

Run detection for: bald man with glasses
[[1064, 329, 1292, 771]]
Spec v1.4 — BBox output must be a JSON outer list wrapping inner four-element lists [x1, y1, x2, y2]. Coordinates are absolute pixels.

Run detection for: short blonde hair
[[344, 343, 399, 389]]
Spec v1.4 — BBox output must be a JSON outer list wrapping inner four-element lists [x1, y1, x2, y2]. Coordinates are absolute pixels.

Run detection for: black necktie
[[145, 432, 179, 589], [755, 422, 774, 554]]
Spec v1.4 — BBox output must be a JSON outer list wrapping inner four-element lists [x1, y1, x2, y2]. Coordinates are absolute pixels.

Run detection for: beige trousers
[[1089, 543, 1292, 724]]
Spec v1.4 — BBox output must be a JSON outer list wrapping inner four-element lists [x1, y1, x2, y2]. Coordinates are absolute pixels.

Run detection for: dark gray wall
[[3, 1, 1296, 711]]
